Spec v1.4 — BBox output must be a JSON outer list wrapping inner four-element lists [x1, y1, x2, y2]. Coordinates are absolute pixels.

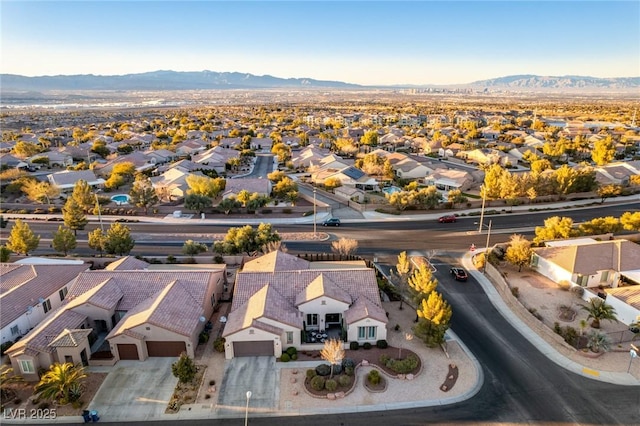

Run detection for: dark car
[[450, 267, 468, 281], [438, 215, 457, 223], [322, 218, 341, 227]]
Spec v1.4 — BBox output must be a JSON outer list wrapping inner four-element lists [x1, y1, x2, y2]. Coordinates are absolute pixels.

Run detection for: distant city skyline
[[1, 1, 638, 86]]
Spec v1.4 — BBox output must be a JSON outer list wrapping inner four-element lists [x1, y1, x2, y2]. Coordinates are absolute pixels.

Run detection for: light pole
[[474, 219, 492, 273], [244, 390, 252, 426], [95, 193, 104, 232], [313, 187, 317, 237], [628, 344, 638, 374], [478, 185, 486, 233]]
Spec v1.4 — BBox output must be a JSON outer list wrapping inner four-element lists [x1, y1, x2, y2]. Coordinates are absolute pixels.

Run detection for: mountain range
[[1, 70, 638, 92]]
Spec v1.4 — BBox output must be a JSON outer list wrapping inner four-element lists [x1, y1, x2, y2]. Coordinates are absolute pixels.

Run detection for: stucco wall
[[298, 297, 349, 331], [346, 317, 387, 343], [224, 327, 281, 359]]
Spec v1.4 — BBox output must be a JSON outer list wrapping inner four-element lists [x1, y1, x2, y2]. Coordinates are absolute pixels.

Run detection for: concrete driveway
[[88, 358, 177, 422], [217, 357, 277, 416]]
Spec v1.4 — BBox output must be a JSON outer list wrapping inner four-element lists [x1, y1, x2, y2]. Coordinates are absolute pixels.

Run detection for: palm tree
[[0, 365, 24, 401], [34, 362, 87, 404], [586, 331, 611, 353], [581, 298, 617, 329]]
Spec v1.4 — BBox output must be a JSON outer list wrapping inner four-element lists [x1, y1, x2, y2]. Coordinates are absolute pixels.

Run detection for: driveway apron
[[217, 357, 277, 415], [88, 358, 177, 422]]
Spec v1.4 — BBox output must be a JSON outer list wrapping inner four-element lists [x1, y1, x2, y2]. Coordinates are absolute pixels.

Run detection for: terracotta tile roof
[[7, 309, 87, 355], [535, 240, 640, 275], [0, 263, 89, 328], [105, 256, 149, 271], [223, 284, 301, 337], [343, 296, 388, 324], [605, 286, 640, 310], [68, 270, 219, 311], [223, 178, 271, 197], [294, 274, 352, 306], [48, 329, 92, 348], [251, 320, 284, 336], [107, 280, 204, 338], [242, 251, 310, 272]]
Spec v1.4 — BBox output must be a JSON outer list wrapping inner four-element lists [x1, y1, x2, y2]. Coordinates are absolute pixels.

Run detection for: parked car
[[450, 267, 468, 281], [438, 215, 457, 223], [322, 218, 341, 227]]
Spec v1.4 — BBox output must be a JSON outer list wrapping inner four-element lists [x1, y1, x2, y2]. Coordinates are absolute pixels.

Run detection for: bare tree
[[320, 339, 345, 379], [331, 237, 358, 256], [261, 240, 288, 254]]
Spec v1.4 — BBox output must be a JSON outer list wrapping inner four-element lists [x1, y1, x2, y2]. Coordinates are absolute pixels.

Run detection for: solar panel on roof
[[342, 167, 365, 180]]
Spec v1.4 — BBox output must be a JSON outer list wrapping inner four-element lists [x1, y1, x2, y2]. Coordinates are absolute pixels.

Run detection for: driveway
[[88, 358, 177, 422], [217, 356, 277, 415]]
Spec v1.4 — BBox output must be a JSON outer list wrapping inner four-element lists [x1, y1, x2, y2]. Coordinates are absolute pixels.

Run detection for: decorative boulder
[[327, 393, 336, 400]]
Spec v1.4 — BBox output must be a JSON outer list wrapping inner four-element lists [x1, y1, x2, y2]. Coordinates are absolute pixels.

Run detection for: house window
[[42, 299, 52, 314], [600, 271, 610, 283], [59, 287, 68, 302], [307, 314, 318, 327], [19, 360, 35, 374], [286, 332, 293, 344], [530, 254, 539, 267], [249, 329, 255, 335], [357, 326, 377, 340], [577, 275, 588, 287], [10, 325, 19, 336], [321, 300, 326, 305]]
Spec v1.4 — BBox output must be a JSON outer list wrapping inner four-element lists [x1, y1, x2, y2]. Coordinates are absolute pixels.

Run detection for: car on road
[[450, 267, 468, 281], [322, 218, 341, 227], [438, 215, 457, 223]]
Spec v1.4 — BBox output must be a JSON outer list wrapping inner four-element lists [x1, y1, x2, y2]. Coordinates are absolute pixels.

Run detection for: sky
[[1, 1, 639, 86]]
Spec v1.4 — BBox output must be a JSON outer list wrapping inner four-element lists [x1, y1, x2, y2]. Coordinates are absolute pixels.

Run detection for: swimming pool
[[382, 186, 401, 195], [111, 194, 130, 205]]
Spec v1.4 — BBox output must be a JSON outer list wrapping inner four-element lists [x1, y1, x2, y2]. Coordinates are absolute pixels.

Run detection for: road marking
[[582, 367, 600, 377]]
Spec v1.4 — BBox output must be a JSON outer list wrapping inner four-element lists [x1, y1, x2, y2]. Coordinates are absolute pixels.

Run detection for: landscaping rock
[[327, 393, 336, 400]]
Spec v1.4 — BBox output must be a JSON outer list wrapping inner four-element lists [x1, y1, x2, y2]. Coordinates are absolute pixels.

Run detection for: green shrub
[[571, 286, 584, 297], [386, 355, 419, 374], [306, 369, 317, 379], [376, 340, 388, 349], [171, 353, 197, 383], [338, 375, 352, 387], [198, 332, 209, 344], [315, 364, 331, 376], [290, 353, 298, 361], [325, 379, 337, 392], [349, 341, 359, 350], [342, 358, 355, 369], [379, 354, 390, 365], [310, 375, 325, 391], [280, 353, 290, 362], [367, 369, 381, 385], [363, 342, 372, 350], [344, 366, 355, 376], [285, 346, 297, 356], [213, 337, 226, 353]]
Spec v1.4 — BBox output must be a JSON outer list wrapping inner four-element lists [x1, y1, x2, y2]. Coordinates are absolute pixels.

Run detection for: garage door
[[146, 341, 186, 357], [233, 341, 274, 357], [117, 344, 139, 360]]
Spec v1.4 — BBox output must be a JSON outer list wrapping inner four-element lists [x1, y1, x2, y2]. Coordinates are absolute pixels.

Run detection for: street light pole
[[484, 219, 492, 273], [313, 188, 317, 237], [244, 390, 252, 426], [95, 193, 104, 232], [478, 185, 486, 233]]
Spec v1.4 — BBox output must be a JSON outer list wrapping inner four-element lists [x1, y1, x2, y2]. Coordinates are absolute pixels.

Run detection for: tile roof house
[[6, 259, 226, 380], [151, 169, 206, 201], [47, 170, 106, 192], [532, 239, 640, 326], [221, 251, 387, 358], [1, 263, 90, 346], [222, 178, 271, 199]]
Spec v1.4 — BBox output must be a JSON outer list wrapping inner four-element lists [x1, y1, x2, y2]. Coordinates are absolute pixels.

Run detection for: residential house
[[221, 251, 388, 358], [423, 168, 474, 194], [250, 137, 273, 152], [222, 178, 271, 199], [47, 170, 106, 193], [291, 145, 331, 170], [0, 153, 28, 170], [7, 258, 226, 380], [174, 139, 209, 157], [531, 238, 640, 326], [143, 149, 179, 165], [1, 261, 90, 345], [594, 161, 640, 186], [311, 166, 379, 191], [28, 151, 73, 168], [151, 169, 206, 201], [193, 146, 239, 173], [94, 151, 157, 177]]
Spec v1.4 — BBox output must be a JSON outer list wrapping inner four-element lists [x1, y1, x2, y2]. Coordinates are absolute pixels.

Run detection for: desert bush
[[511, 287, 520, 298], [285, 346, 297, 356], [376, 340, 388, 349], [367, 369, 381, 385], [344, 366, 355, 376], [213, 337, 226, 353], [385, 355, 419, 374], [290, 353, 298, 361], [342, 358, 355, 369], [315, 364, 331, 376], [338, 375, 352, 387], [310, 375, 325, 391], [571, 286, 585, 297], [558, 280, 571, 291], [306, 369, 317, 379], [171, 353, 196, 383], [280, 353, 290, 362], [325, 379, 338, 392], [379, 354, 390, 365]]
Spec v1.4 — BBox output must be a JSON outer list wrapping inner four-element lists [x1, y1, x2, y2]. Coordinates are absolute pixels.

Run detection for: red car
[[438, 215, 457, 223]]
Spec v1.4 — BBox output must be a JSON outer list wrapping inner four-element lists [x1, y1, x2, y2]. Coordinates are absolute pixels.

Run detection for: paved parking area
[[88, 358, 177, 422]]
